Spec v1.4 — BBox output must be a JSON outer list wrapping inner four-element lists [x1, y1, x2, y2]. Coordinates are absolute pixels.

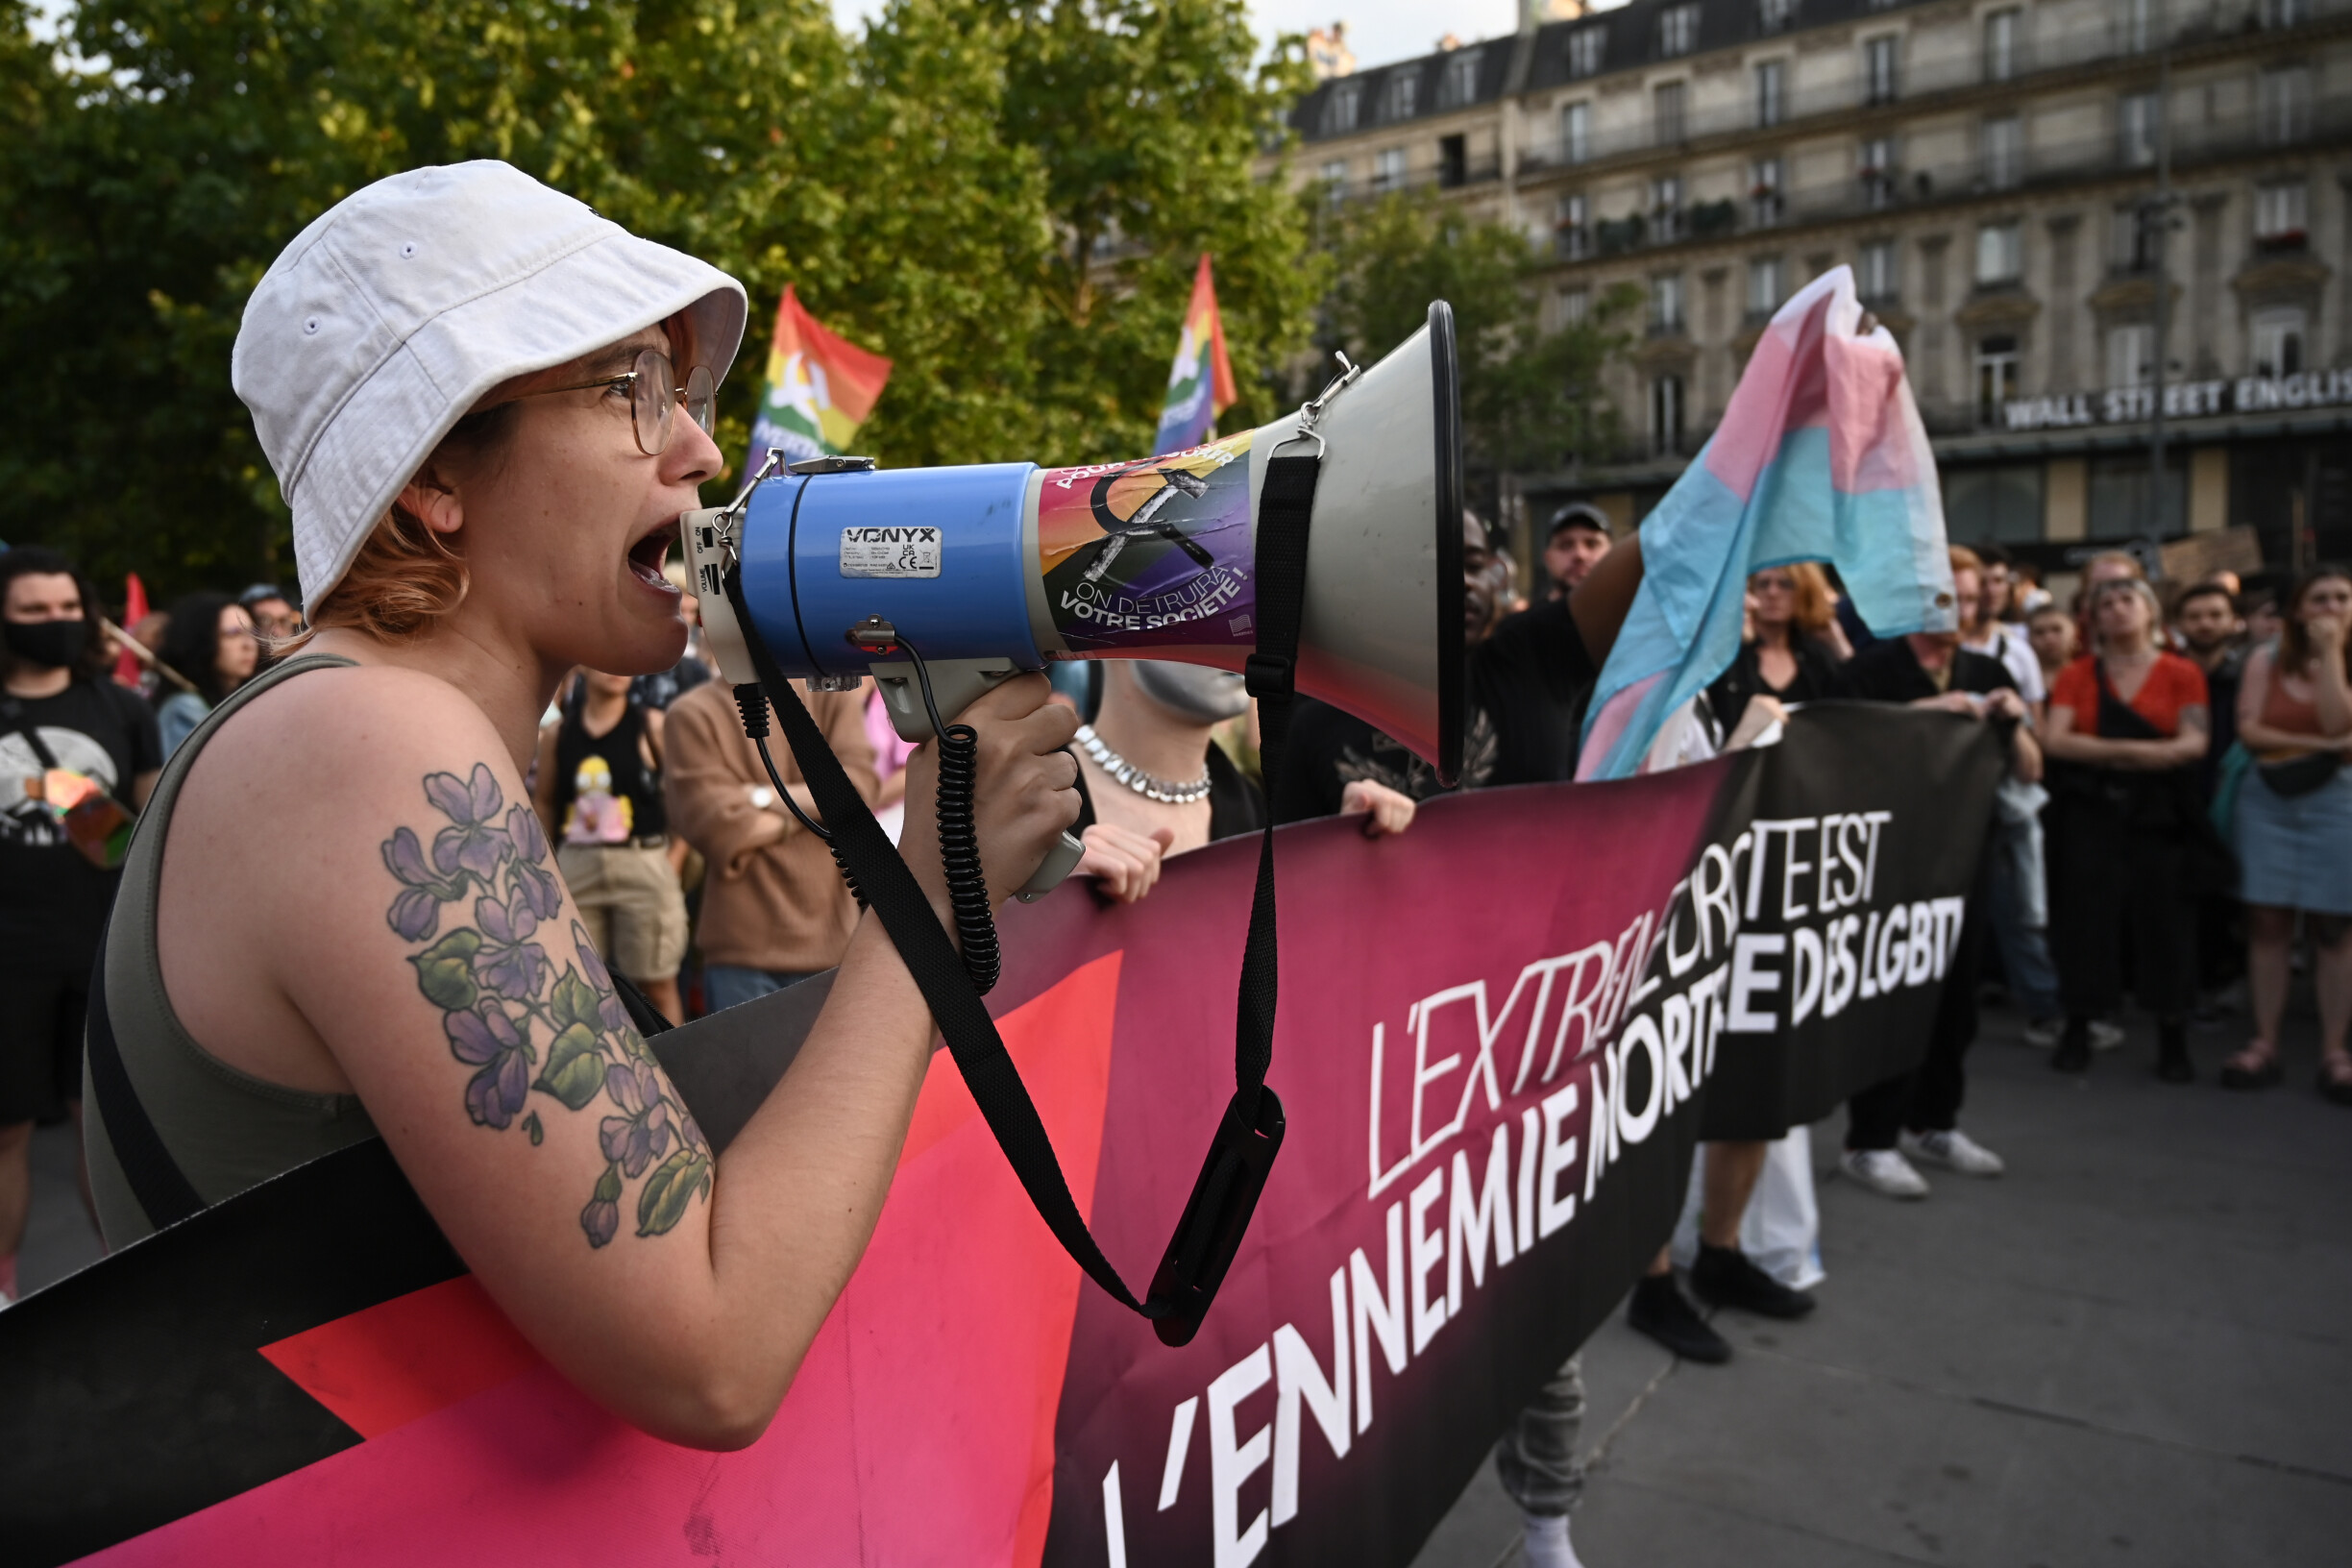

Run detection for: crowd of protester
[[0, 505, 2346, 1566]]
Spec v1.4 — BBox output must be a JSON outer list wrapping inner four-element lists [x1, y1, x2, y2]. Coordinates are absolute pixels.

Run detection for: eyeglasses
[[521, 347, 717, 456]]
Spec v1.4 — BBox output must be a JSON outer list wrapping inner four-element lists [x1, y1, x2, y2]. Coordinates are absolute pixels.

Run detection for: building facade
[[1288, 0, 2352, 587]]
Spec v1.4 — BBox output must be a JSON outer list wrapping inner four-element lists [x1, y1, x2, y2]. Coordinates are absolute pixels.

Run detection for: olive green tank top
[[84, 654, 379, 1248]]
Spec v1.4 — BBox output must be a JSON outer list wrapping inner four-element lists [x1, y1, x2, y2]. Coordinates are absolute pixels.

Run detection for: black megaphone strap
[[720, 451, 1320, 1344]]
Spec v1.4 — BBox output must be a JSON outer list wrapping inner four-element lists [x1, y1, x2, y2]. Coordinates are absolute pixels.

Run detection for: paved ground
[[1411, 1000, 2352, 1568], [18, 1001, 2351, 1566]]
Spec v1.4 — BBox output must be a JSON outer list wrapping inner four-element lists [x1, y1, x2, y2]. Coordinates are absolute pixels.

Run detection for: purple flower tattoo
[[599, 1060, 674, 1178], [427, 765, 512, 882], [449, 1002, 531, 1129], [383, 760, 711, 1250], [473, 891, 549, 999]]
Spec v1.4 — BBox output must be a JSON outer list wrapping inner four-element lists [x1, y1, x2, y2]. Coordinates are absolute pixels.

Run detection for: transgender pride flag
[[1578, 266, 1957, 779]]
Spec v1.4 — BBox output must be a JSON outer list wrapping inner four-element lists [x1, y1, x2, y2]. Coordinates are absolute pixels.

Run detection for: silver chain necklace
[[1073, 724, 1213, 804]]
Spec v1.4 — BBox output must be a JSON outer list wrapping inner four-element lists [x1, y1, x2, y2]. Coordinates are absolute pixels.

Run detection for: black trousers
[[1847, 884, 1989, 1150], [2049, 793, 2195, 1018]]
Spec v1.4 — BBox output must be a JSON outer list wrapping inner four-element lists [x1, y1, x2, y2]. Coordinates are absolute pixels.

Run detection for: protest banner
[[0, 704, 1998, 1567]]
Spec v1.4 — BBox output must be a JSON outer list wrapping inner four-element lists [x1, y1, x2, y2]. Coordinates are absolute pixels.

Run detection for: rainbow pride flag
[[1578, 267, 1956, 779], [1151, 255, 1238, 455], [747, 286, 893, 470]]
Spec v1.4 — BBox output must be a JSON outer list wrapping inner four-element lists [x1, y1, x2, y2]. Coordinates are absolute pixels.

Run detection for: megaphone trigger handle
[[1015, 830, 1087, 903]]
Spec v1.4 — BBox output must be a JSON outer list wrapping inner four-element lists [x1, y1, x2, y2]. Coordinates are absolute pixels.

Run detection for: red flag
[[113, 573, 148, 689]]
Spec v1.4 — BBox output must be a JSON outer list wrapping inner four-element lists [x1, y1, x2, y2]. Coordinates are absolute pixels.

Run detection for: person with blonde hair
[[78, 163, 1079, 1448], [2043, 576, 2211, 1078]]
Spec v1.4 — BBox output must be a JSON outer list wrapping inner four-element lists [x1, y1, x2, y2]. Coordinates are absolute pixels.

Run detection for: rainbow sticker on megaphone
[[1037, 431, 1256, 652]]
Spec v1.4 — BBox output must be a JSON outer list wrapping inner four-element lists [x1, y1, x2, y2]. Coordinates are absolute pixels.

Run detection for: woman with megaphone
[[82, 162, 1082, 1450]]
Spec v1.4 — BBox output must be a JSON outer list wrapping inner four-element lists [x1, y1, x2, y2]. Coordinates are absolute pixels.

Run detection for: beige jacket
[[662, 678, 877, 973]]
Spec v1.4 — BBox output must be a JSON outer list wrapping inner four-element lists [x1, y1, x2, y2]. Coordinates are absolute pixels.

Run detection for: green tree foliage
[[1321, 190, 1634, 504], [0, 0, 1315, 599]]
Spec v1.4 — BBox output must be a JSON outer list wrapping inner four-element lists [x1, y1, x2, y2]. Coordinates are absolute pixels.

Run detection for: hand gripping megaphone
[[679, 303, 1462, 1343]]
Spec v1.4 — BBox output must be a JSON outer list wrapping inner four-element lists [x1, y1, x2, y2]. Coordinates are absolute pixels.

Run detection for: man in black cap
[[1542, 503, 1613, 602]]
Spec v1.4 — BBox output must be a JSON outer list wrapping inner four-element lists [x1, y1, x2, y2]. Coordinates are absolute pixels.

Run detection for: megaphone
[[682, 301, 1464, 891]]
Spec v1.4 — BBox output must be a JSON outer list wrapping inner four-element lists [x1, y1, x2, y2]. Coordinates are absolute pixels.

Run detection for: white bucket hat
[[233, 160, 748, 609]]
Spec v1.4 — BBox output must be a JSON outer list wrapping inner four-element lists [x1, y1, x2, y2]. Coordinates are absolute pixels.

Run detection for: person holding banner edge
[[82, 162, 1083, 1451]]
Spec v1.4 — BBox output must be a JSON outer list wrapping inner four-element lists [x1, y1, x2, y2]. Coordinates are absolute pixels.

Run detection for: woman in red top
[[2223, 564, 2352, 1101], [2043, 576, 2210, 1078]]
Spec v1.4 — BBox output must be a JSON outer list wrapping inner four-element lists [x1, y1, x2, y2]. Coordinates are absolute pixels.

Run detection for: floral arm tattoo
[[381, 764, 709, 1247]]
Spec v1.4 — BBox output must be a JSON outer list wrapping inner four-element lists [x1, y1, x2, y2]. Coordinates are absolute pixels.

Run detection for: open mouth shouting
[[628, 517, 680, 595]]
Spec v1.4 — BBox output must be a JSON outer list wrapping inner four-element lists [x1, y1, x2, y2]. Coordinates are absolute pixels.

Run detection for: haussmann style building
[[1286, 0, 2352, 594]]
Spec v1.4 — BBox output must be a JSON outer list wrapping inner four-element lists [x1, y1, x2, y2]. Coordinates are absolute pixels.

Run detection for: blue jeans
[[702, 965, 818, 1015], [1986, 817, 2061, 1021]]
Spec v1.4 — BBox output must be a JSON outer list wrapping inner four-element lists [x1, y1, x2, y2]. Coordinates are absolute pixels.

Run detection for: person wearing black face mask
[[0, 547, 161, 1304]]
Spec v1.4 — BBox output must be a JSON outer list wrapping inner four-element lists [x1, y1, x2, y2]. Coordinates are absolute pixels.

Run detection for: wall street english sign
[[2002, 368, 2352, 432], [0, 706, 1999, 1568]]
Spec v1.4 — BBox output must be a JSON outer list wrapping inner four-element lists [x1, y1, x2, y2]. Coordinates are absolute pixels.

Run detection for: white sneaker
[[1839, 1148, 1931, 1199], [2022, 1018, 2124, 1051], [1521, 1511, 1585, 1568], [1901, 1127, 2005, 1177]]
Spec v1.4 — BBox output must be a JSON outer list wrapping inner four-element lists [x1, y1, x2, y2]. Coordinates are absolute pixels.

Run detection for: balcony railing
[[1325, 154, 1504, 204], [1540, 105, 2349, 260], [1508, 0, 2347, 174]]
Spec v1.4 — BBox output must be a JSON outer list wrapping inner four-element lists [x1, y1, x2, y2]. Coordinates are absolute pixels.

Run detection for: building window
[[2255, 181, 2309, 246], [1863, 37, 1899, 106], [1654, 81, 1687, 143], [1651, 375, 1686, 455], [2263, 0, 2307, 25], [1561, 101, 1591, 163], [1945, 465, 2046, 546], [1560, 286, 1591, 327], [1652, 273, 1685, 334], [1758, 0, 1797, 35], [2107, 322, 2155, 388], [2090, 454, 2185, 538], [1384, 71, 1420, 123], [1322, 82, 1361, 135], [1372, 147, 1407, 192], [1748, 256, 1784, 318], [1982, 114, 2022, 189], [1652, 175, 1685, 242], [1437, 135, 1468, 188], [1567, 25, 1605, 79], [1318, 159, 1348, 205], [1556, 193, 1590, 259], [1439, 48, 1482, 109], [2119, 91, 2159, 167], [2123, 0, 2157, 53], [2252, 306, 2306, 376], [1751, 157, 1785, 227], [2111, 203, 2154, 271], [2259, 67, 2311, 144], [1859, 238, 1898, 301], [1754, 61, 1785, 128], [1984, 8, 2021, 82], [1658, 4, 1701, 58], [1976, 221, 2022, 285], [1859, 136, 1898, 209], [1975, 335, 2020, 425]]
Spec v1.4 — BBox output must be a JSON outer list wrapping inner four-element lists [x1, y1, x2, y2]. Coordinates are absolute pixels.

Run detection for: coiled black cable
[[870, 636, 999, 995], [732, 684, 863, 907], [929, 715, 998, 993]]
